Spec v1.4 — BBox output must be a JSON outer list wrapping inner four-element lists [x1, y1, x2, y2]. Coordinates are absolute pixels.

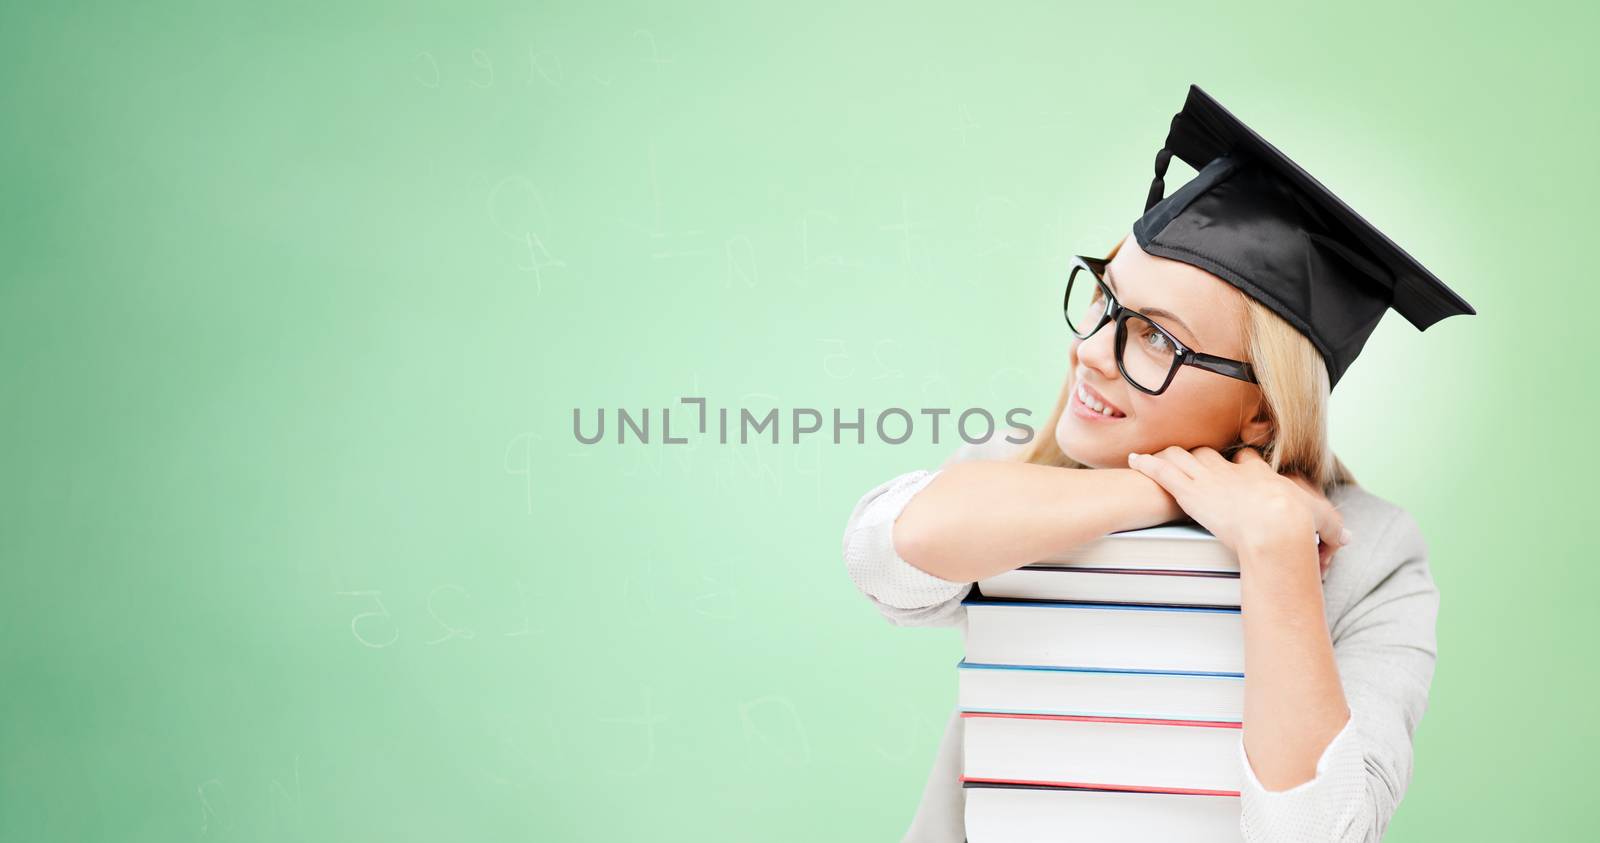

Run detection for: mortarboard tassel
[[1143, 110, 1186, 213], [1144, 144, 1173, 213]]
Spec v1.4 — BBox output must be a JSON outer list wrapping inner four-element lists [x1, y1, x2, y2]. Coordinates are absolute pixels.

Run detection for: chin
[[1054, 425, 1111, 469]]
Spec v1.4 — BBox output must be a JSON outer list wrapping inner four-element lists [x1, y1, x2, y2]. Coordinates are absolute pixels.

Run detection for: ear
[[1239, 392, 1274, 449]]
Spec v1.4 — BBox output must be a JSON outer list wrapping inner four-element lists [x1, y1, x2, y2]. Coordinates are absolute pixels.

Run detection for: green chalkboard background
[[3, 1, 1593, 840]]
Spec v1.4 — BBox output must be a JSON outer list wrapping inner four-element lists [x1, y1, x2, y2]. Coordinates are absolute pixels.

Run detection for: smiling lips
[[1074, 380, 1127, 418]]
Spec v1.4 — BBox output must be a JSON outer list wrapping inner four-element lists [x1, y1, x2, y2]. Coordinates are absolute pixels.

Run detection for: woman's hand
[[1126, 446, 1351, 576], [1281, 472, 1349, 575]]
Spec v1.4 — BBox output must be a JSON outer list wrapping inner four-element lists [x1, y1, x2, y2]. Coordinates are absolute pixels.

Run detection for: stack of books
[[960, 523, 1247, 841]]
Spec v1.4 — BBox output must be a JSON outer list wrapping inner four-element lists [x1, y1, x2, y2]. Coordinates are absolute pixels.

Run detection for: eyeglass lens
[[1065, 266, 1179, 392]]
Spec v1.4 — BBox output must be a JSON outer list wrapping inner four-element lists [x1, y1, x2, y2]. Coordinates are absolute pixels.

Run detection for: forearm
[[1239, 533, 1351, 791], [891, 462, 1177, 583]]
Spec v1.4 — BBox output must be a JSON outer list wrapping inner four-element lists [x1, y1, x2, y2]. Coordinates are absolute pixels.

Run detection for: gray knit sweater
[[842, 435, 1438, 842]]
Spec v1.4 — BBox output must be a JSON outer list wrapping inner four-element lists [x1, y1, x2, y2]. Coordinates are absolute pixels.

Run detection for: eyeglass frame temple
[[1065, 254, 1259, 394]]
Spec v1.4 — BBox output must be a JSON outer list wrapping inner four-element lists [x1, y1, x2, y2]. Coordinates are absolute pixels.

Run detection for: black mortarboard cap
[[1131, 84, 1475, 389]]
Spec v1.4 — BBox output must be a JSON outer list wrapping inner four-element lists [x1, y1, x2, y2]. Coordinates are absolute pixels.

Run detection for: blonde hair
[[1015, 235, 1359, 495]]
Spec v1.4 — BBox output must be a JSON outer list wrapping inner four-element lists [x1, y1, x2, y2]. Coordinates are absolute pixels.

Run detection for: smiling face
[[1055, 233, 1270, 468]]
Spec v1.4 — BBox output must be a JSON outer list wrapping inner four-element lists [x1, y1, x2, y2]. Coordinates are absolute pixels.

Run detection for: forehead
[[1104, 237, 1245, 353]]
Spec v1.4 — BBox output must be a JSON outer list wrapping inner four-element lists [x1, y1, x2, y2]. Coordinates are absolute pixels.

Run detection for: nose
[[1074, 319, 1122, 384]]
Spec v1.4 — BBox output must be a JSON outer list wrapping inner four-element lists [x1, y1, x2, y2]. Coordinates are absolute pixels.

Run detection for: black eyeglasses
[[1064, 254, 1258, 395]]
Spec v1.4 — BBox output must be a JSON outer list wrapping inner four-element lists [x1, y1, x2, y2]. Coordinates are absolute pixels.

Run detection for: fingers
[[1313, 500, 1349, 560], [1190, 447, 1231, 468], [1151, 445, 1205, 478], [1282, 472, 1346, 576], [1284, 474, 1349, 551], [1127, 451, 1192, 495], [1230, 446, 1266, 465]]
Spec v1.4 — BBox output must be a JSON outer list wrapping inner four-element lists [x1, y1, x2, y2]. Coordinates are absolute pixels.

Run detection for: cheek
[[1142, 385, 1228, 436]]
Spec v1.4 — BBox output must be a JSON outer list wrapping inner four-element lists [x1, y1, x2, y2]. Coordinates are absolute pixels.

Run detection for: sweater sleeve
[[1237, 508, 1439, 842], [841, 440, 1009, 628]]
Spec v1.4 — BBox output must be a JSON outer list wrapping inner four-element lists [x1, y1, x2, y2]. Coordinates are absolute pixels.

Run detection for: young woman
[[843, 230, 1442, 842]]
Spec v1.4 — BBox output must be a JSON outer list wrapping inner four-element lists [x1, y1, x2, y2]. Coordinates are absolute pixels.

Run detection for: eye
[[1136, 321, 1174, 354]]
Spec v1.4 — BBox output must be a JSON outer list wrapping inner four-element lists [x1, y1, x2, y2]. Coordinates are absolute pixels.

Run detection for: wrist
[[1237, 530, 1321, 582], [1104, 467, 1184, 532], [1235, 501, 1315, 558]]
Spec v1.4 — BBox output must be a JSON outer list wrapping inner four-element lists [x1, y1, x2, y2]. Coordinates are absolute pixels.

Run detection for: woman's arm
[[1237, 529, 1350, 789], [842, 467, 972, 628], [1236, 507, 1439, 843], [892, 460, 1184, 584], [843, 439, 1182, 628]]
